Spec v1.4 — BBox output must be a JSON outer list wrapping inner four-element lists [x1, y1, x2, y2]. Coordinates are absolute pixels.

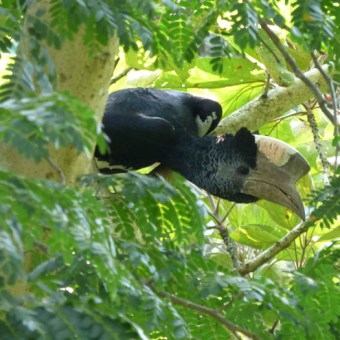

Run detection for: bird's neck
[[163, 135, 234, 199], [163, 134, 211, 175]]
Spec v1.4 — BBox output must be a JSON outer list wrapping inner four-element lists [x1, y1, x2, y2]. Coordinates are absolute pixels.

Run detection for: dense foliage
[[0, 0, 339, 339]]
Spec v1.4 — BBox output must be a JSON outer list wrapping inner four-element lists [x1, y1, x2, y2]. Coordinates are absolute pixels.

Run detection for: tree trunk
[[0, 0, 119, 185]]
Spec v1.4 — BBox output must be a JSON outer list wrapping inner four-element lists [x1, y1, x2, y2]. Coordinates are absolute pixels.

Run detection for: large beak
[[242, 135, 310, 220]]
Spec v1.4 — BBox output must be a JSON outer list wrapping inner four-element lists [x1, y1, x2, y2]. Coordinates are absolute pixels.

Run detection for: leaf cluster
[[1, 169, 339, 339], [0, 48, 56, 100], [80, 172, 206, 247], [309, 174, 340, 229], [291, 0, 340, 63], [278, 245, 340, 339], [0, 92, 103, 161], [0, 171, 206, 339], [0, 0, 339, 339], [2, 0, 339, 85]]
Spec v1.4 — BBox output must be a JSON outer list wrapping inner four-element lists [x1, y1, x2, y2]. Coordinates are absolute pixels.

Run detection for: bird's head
[[204, 128, 310, 219], [191, 96, 223, 136]]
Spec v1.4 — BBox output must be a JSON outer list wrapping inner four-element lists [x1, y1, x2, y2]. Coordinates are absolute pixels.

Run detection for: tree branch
[[207, 195, 239, 268], [213, 65, 333, 135], [149, 285, 259, 339], [238, 215, 318, 275], [310, 52, 340, 170], [110, 66, 134, 85], [260, 21, 335, 124], [47, 157, 65, 185]]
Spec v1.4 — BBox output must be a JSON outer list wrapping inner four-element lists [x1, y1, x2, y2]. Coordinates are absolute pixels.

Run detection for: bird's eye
[[237, 166, 249, 176]]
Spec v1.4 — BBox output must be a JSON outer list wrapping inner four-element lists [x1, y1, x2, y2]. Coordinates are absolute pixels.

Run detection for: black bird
[[95, 88, 310, 219]]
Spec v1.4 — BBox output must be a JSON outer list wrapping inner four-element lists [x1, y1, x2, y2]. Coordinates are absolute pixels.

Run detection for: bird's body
[[95, 87, 310, 219], [95, 88, 222, 170]]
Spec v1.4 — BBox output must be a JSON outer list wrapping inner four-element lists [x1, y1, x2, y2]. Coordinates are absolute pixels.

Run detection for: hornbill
[[95, 88, 310, 219]]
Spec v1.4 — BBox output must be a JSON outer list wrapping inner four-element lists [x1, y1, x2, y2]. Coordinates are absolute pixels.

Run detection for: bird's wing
[[95, 108, 176, 171]]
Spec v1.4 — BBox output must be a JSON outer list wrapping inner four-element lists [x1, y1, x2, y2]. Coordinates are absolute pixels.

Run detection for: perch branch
[[238, 215, 318, 275], [213, 65, 333, 135]]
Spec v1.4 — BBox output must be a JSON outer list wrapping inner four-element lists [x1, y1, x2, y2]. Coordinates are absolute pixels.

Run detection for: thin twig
[[261, 73, 271, 98], [269, 320, 280, 334], [257, 33, 281, 64], [310, 52, 338, 126], [293, 239, 299, 270], [47, 157, 65, 184], [207, 194, 238, 268], [110, 66, 134, 84], [217, 223, 239, 269], [303, 226, 317, 262], [221, 203, 236, 224], [285, 247, 297, 270], [148, 284, 259, 339], [260, 21, 335, 124], [217, 292, 244, 312], [298, 234, 306, 269], [112, 57, 120, 72], [311, 52, 340, 171]]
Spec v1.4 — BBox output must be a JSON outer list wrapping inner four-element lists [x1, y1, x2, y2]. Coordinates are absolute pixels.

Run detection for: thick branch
[[238, 215, 318, 275], [213, 66, 332, 135], [152, 287, 259, 339]]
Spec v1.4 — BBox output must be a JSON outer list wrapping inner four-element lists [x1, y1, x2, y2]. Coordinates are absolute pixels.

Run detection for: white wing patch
[[195, 111, 218, 136]]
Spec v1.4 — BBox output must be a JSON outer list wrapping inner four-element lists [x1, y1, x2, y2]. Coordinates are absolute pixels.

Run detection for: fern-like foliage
[[3, 0, 338, 91], [1, 1, 339, 338], [0, 56, 36, 100], [0, 4, 24, 52], [80, 173, 206, 247], [278, 246, 340, 339], [309, 175, 340, 229], [0, 46, 56, 101], [0, 171, 201, 339], [1, 169, 339, 338], [291, 0, 337, 53], [0, 92, 104, 161], [157, 0, 218, 67], [229, 1, 259, 49]]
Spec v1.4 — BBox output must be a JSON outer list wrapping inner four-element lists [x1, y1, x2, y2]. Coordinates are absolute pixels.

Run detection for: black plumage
[[163, 128, 258, 203], [95, 87, 310, 219], [95, 88, 222, 169]]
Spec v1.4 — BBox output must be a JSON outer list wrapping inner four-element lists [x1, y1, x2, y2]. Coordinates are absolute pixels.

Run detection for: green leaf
[[0, 92, 102, 161], [80, 172, 206, 247], [4, 304, 142, 340], [317, 225, 340, 242], [231, 223, 286, 249], [309, 176, 340, 229]]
